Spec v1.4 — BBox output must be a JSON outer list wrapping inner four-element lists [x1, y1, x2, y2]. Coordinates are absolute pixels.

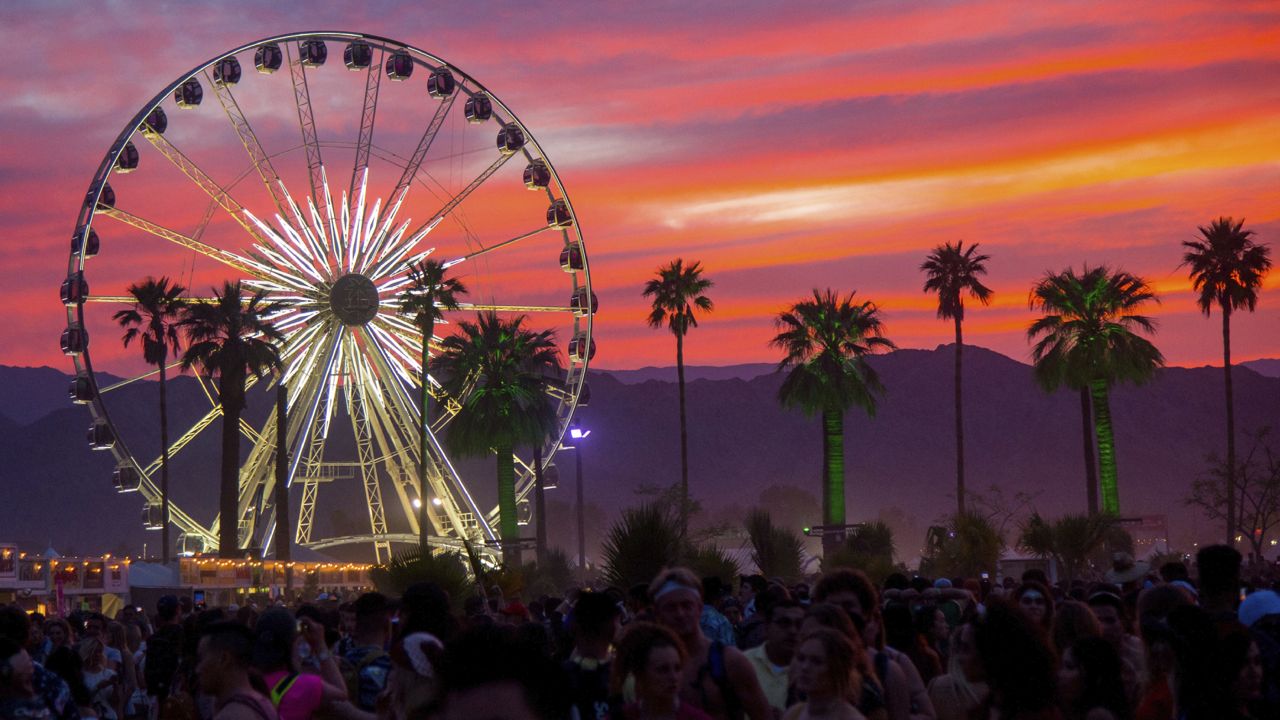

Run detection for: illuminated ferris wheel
[[60, 32, 594, 562]]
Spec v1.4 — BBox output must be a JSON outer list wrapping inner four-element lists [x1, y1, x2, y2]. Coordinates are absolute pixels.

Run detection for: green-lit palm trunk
[[676, 328, 690, 544], [1222, 305, 1237, 545], [158, 353, 171, 564], [1089, 379, 1119, 514], [496, 442, 520, 565], [953, 316, 966, 516], [420, 320, 433, 554], [1080, 389, 1099, 514], [822, 406, 845, 556], [219, 366, 246, 558]]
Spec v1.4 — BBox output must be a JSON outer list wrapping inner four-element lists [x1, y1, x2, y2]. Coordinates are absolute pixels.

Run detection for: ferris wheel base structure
[[62, 32, 594, 565]]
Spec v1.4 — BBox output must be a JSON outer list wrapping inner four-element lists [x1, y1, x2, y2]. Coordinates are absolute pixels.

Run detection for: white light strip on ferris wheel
[[321, 168, 341, 265], [282, 180, 327, 269], [307, 196, 330, 257], [275, 213, 326, 278]]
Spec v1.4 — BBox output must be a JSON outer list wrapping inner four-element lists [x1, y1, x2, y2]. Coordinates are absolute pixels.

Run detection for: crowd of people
[[1, 543, 1278, 720]]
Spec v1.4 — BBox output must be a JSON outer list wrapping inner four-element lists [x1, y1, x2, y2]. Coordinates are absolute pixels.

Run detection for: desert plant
[[922, 512, 1004, 579], [601, 504, 684, 589], [370, 549, 474, 611], [745, 509, 806, 580]]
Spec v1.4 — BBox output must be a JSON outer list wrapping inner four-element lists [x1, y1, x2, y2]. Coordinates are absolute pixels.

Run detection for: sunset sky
[[2, 0, 1278, 375]]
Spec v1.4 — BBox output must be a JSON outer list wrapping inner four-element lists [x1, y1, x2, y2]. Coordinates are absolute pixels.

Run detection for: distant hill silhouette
[[1, 347, 1278, 556], [597, 363, 776, 384], [1243, 358, 1280, 378]]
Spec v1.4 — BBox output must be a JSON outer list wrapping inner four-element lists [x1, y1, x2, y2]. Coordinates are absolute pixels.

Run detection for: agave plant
[[745, 509, 806, 580], [822, 521, 898, 584], [685, 543, 742, 587], [922, 513, 1004, 579], [370, 549, 474, 611], [601, 504, 684, 589]]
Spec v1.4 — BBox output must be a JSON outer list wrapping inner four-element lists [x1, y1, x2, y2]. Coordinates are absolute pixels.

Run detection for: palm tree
[[433, 312, 561, 564], [772, 289, 896, 555], [1019, 512, 1116, 584], [1028, 267, 1164, 515], [114, 277, 186, 564], [1182, 217, 1272, 544], [745, 509, 806, 580], [180, 281, 284, 558], [643, 259, 714, 542], [397, 259, 468, 553], [921, 241, 993, 515]]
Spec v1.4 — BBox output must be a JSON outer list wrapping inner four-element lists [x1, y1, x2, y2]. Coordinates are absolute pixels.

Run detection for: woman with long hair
[[1058, 637, 1130, 720], [927, 622, 987, 720], [975, 600, 1061, 719], [611, 621, 711, 720], [800, 604, 886, 720], [79, 638, 120, 720], [250, 608, 347, 720], [786, 628, 866, 720]]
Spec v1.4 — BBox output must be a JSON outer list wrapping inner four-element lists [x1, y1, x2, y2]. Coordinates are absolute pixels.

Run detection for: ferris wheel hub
[[329, 273, 380, 326]]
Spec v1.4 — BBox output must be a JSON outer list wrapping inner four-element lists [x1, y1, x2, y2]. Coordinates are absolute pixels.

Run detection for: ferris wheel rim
[[63, 30, 593, 559]]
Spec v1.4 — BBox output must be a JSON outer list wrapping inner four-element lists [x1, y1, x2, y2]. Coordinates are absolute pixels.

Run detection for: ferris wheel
[[60, 32, 594, 562]]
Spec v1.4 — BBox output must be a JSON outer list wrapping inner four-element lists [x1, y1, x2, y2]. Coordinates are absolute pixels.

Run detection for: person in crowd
[[701, 578, 738, 647], [341, 592, 392, 713], [26, 614, 47, 666], [250, 607, 347, 720], [438, 623, 571, 720], [44, 646, 96, 719], [1196, 544, 1243, 620], [0, 607, 73, 720], [926, 621, 985, 720], [1086, 592, 1145, 705], [335, 603, 356, 658], [103, 623, 137, 720], [739, 584, 792, 651], [973, 599, 1060, 720], [397, 583, 457, 645], [882, 604, 941, 686], [1012, 581, 1055, 633], [813, 569, 933, 720], [144, 595, 183, 709], [1132, 585, 1193, 720], [42, 620, 72, 659], [1057, 637, 1130, 720], [564, 590, 622, 720], [79, 637, 120, 720], [1238, 589, 1280, 717], [800, 604, 886, 720], [80, 616, 120, 673], [649, 568, 772, 720], [744, 598, 804, 715], [612, 621, 712, 720], [740, 576, 768, 620], [1, 638, 51, 719], [196, 622, 278, 720], [1052, 601, 1102, 657], [785, 627, 866, 720]]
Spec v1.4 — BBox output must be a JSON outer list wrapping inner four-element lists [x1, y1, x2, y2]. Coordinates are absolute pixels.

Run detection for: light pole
[[569, 420, 591, 571]]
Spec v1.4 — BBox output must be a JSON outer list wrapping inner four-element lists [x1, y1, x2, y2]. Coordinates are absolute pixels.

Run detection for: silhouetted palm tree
[[114, 277, 186, 564], [1182, 217, 1272, 545], [433, 312, 560, 564], [772, 289, 895, 554], [1028, 267, 1163, 515], [921, 241, 993, 515], [398, 259, 467, 553], [643, 259, 714, 541], [180, 282, 284, 558]]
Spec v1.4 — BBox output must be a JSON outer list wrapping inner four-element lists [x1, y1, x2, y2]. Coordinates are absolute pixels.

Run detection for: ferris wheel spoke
[[456, 302, 575, 314], [139, 402, 223, 478], [358, 327, 496, 541], [390, 91, 457, 205], [97, 360, 184, 394], [95, 206, 267, 280], [138, 129, 273, 247], [439, 225, 558, 269], [204, 69, 296, 226], [350, 46, 384, 204], [402, 151, 518, 246], [287, 42, 325, 208]]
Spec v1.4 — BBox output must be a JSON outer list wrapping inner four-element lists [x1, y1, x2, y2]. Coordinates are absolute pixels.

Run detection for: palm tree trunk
[[954, 316, 966, 516], [420, 321, 433, 555], [497, 442, 520, 565], [159, 358, 171, 564], [1090, 379, 1120, 514], [274, 382, 290, 563], [219, 373, 244, 559], [822, 406, 845, 556], [1080, 388, 1099, 515], [1223, 305, 1237, 546], [676, 330, 690, 543], [534, 443, 547, 565]]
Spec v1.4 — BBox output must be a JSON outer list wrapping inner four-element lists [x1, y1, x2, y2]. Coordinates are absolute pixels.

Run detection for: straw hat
[[1104, 552, 1150, 585]]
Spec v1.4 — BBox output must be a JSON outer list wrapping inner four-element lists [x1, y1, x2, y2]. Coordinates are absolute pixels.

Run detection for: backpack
[[145, 624, 183, 699], [339, 647, 388, 707]]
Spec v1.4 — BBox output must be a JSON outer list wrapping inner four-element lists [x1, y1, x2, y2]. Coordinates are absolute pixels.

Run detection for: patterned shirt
[[342, 645, 391, 711], [699, 606, 736, 647], [32, 663, 73, 720]]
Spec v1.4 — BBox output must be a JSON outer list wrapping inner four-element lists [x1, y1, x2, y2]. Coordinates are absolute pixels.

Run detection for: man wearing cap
[[563, 591, 621, 720], [649, 568, 771, 720]]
